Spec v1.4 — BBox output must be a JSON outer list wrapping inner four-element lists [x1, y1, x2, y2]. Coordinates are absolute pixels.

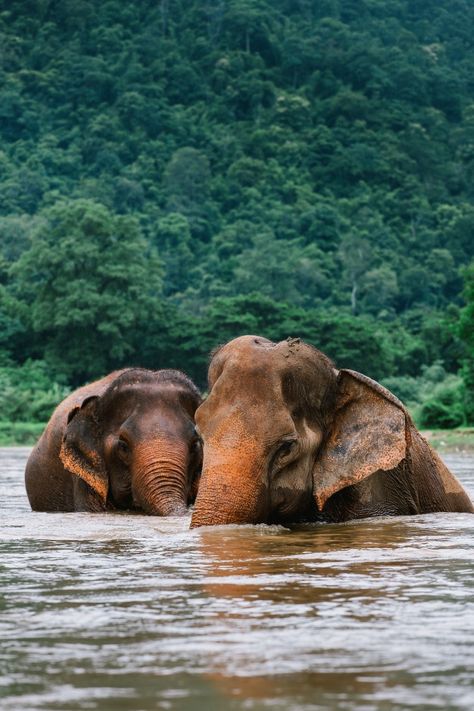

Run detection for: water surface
[[1, 448, 473, 710]]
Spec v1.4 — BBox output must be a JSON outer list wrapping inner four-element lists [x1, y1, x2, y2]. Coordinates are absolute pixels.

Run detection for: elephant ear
[[312, 369, 407, 511], [59, 396, 108, 505]]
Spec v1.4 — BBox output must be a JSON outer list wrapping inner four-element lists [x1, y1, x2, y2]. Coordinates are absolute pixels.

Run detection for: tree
[[222, 0, 279, 55], [232, 232, 333, 306], [13, 199, 164, 383], [339, 233, 372, 314], [152, 213, 195, 296], [360, 266, 399, 316], [164, 147, 211, 215], [458, 262, 474, 424], [1, 0, 474, 421]]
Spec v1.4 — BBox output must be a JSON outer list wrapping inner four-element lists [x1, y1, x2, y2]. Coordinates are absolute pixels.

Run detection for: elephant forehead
[[124, 408, 193, 440], [217, 335, 276, 356], [212, 405, 264, 445], [218, 337, 323, 383], [102, 386, 185, 417], [220, 334, 306, 361], [211, 336, 276, 374], [208, 369, 285, 420]]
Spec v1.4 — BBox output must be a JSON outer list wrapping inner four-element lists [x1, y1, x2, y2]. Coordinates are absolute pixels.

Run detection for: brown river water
[[1, 447, 473, 710]]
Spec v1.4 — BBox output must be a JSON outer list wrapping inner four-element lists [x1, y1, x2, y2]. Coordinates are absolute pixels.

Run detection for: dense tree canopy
[[458, 262, 474, 423], [12, 199, 164, 380], [1, 0, 473, 427]]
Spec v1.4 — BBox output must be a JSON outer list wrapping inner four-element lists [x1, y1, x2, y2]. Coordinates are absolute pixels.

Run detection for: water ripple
[[1, 447, 473, 710]]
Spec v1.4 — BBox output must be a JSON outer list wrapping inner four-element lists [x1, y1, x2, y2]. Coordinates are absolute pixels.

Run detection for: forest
[[0, 0, 473, 441]]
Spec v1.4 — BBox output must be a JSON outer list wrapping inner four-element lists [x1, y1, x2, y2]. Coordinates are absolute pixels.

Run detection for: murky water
[[1, 448, 473, 710]]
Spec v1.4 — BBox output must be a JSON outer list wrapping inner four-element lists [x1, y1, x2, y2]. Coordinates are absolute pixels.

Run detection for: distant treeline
[[0, 0, 473, 432]]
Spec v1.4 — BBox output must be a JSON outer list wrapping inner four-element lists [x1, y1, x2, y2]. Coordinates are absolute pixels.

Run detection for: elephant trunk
[[190, 440, 267, 528], [133, 439, 190, 516]]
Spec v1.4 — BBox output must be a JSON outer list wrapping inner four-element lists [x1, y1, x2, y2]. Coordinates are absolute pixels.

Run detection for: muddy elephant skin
[[25, 368, 202, 514], [191, 336, 473, 527]]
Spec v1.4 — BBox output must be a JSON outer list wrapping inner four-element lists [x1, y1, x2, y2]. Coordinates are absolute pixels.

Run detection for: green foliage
[[0, 360, 70, 423], [1, 1, 474, 431], [417, 376, 466, 429], [383, 364, 466, 429], [0, 422, 46, 446], [458, 262, 474, 424], [12, 199, 164, 383], [172, 294, 422, 384]]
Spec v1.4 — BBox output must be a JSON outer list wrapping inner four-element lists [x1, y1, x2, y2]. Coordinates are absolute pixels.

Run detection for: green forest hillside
[[1, 0, 473, 439]]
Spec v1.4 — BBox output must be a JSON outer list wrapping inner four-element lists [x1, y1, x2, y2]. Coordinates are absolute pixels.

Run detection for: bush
[[0, 421, 45, 446], [416, 375, 466, 428], [417, 400, 464, 429], [0, 360, 70, 423], [382, 363, 467, 428], [379, 375, 422, 407]]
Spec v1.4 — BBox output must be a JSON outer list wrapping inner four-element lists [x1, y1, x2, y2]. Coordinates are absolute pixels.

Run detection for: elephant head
[[60, 368, 202, 515], [191, 335, 472, 528]]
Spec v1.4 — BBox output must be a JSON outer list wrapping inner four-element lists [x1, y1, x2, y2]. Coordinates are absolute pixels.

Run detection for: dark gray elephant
[[191, 336, 473, 527], [25, 368, 202, 514]]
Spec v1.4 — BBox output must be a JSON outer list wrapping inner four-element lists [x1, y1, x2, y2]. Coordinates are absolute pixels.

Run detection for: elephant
[[25, 368, 202, 514], [191, 335, 473, 527]]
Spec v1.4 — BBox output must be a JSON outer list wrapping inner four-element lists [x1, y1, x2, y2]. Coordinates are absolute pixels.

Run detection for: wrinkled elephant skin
[[191, 336, 473, 527]]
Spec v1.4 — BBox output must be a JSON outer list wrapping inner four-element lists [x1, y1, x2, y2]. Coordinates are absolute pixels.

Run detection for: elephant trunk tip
[[163, 502, 189, 517], [140, 499, 189, 517]]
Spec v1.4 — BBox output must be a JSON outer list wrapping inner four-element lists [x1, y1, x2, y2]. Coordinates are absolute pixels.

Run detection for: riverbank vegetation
[[1, 1, 473, 440]]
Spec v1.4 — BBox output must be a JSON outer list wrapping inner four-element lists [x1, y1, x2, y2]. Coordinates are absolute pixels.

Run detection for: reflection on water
[[1, 447, 473, 710]]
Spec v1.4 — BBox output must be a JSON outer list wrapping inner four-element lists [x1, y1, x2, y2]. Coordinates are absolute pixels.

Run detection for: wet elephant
[[26, 368, 202, 514], [191, 336, 473, 527]]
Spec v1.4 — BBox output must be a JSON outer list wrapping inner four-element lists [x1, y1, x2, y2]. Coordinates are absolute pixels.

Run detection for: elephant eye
[[191, 437, 203, 457], [273, 439, 297, 467], [117, 436, 131, 461], [190, 438, 203, 474]]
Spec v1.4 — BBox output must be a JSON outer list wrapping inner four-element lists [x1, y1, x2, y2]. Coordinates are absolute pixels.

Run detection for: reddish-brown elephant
[[25, 368, 202, 514], [191, 336, 473, 527]]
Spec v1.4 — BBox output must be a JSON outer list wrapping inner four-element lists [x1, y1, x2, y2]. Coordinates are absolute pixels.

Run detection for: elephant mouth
[[108, 487, 135, 512]]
